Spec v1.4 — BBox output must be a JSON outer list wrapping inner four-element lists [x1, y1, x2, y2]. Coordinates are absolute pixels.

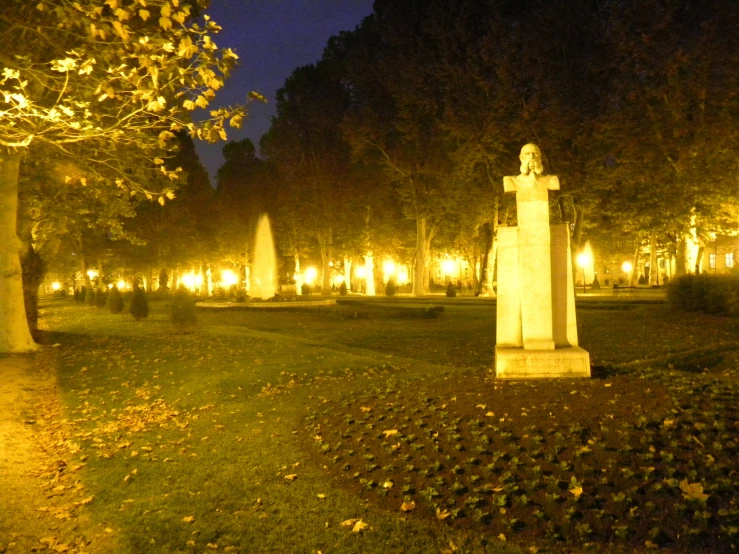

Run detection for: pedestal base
[[495, 346, 591, 379]]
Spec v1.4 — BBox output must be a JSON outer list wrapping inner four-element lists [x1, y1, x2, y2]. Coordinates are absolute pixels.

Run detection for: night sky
[[194, 0, 375, 184]]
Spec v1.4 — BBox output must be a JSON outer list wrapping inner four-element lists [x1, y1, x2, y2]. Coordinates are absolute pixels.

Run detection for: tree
[[1, 0, 246, 352], [262, 60, 352, 296]]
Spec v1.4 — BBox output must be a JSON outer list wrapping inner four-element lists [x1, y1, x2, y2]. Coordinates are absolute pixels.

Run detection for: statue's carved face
[[519, 143, 543, 175]]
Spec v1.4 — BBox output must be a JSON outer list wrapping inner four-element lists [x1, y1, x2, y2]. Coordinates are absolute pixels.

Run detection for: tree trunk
[[694, 245, 704, 275], [413, 218, 427, 297], [649, 232, 659, 285], [0, 150, 38, 352], [320, 227, 332, 296], [631, 240, 641, 286], [675, 236, 687, 277], [364, 253, 376, 296]]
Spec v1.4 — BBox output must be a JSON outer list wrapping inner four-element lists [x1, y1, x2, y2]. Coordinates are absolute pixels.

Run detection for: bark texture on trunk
[[413, 218, 427, 297], [649, 232, 659, 285], [0, 151, 38, 352]]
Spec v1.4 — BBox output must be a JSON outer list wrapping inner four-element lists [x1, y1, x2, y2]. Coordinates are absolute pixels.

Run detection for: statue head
[[519, 143, 543, 176]]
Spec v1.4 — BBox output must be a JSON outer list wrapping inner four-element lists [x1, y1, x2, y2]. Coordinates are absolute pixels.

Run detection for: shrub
[[95, 288, 107, 308], [301, 283, 312, 296], [667, 274, 739, 315], [129, 286, 149, 320], [73, 288, 80, 302], [106, 286, 124, 314], [85, 286, 96, 306], [171, 288, 197, 332], [385, 279, 397, 297], [446, 282, 457, 297], [339, 281, 348, 296]]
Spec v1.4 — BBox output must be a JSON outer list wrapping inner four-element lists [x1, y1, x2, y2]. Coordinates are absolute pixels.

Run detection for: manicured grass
[[33, 298, 739, 553]]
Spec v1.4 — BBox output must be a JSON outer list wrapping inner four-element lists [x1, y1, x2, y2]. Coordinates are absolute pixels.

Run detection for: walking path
[[0, 354, 114, 554]]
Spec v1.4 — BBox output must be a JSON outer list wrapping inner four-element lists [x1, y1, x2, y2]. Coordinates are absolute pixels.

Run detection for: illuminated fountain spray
[[250, 214, 277, 300]]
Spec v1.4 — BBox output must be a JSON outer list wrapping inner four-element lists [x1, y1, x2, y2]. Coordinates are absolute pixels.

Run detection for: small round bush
[[385, 279, 397, 297], [301, 283, 312, 296], [129, 286, 149, 320], [171, 288, 197, 332], [107, 286, 124, 314], [339, 281, 348, 296], [446, 282, 457, 297]]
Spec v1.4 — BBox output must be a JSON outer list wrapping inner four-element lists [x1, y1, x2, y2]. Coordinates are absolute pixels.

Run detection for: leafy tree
[[0, 0, 245, 352], [107, 286, 124, 314], [262, 60, 352, 296]]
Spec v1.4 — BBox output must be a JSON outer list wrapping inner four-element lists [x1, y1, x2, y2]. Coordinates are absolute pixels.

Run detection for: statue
[[495, 144, 590, 379]]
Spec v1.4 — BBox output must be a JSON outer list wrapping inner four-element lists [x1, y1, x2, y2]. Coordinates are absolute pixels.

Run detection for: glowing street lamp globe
[[221, 269, 239, 287], [304, 267, 318, 285], [576, 252, 592, 268], [442, 259, 455, 275], [355, 266, 367, 279], [51, 281, 61, 291], [621, 261, 633, 274]]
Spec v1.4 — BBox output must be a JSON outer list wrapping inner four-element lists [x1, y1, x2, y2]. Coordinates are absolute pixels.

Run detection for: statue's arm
[[503, 176, 518, 193], [547, 175, 560, 191]]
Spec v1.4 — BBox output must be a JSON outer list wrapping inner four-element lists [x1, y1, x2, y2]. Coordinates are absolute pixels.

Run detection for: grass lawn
[[19, 297, 739, 553]]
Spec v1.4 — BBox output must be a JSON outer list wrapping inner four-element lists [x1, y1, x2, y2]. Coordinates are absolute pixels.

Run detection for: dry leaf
[[382, 480, 394, 489], [352, 520, 369, 533], [400, 501, 415, 512], [476, 404, 487, 410], [360, 406, 372, 412], [569, 486, 583, 498], [284, 474, 297, 481], [340, 518, 361, 527], [485, 411, 495, 417], [182, 515, 195, 523], [436, 508, 451, 520], [498, 533, 507, 541], [383, 429, 399, 438], [317, 493, 326, 499], [679, 479, 709, 501]]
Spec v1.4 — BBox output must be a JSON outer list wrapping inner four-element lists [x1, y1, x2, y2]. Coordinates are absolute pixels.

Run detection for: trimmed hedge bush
[[171, 288, 197, 332], [339, 281, 347, 296], [106, 286, 124, 314], [446, 282, 457, 297], [385, 279, 397, 297], [95, 288, 107, 308], [129, 286, 149, 320], [667, 274, 739, 315]]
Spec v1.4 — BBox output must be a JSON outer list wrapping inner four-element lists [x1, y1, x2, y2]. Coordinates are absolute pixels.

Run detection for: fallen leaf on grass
[[341, 518, 361, 527], [352, 520, 369, 533], [400, 501, 415, 512], [383, 429, 399, 438], [680, 480, 709, 501], [476, 404, 487, 410], [284, 474, 298, 481], [182, 516, 195, 523], [317, 493, 326, 499], [498, 533, 506, 541], [569, 487, 583, 498], [436, 508, 451, 520], [360, 406, 372, 412], [383, 480, 394, 489], [485, 412, 495, 417]]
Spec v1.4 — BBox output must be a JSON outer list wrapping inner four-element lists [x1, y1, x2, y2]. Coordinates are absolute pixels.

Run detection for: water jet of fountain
[[251, 215, 277, 300]]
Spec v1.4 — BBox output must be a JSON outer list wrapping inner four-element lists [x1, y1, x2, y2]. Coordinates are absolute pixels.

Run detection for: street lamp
[[621, 261, 633, 285], [576, 252, 592, 294]]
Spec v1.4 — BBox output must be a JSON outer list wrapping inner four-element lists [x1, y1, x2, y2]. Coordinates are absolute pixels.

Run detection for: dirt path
[[0, 354, 114, 554]]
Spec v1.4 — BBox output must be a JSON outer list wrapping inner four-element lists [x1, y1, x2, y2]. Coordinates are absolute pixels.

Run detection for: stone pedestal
[[495, 223, 591, 379], [495, 345, 591, 379]]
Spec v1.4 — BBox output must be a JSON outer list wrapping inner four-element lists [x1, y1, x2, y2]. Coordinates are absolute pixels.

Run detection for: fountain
[[250, 214, 278, 300], [196, 214, 336, 309]]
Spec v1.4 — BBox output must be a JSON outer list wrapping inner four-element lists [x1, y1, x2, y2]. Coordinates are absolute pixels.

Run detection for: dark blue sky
[[194, 0, 375, 184]]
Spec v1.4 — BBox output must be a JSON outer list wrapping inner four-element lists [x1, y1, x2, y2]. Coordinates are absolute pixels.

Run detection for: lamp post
[[576, 252, 592, 294], [621, 261, 633, 286]]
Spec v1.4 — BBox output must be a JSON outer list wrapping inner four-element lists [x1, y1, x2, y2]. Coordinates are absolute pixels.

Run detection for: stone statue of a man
[[495, 143, 590, 379]]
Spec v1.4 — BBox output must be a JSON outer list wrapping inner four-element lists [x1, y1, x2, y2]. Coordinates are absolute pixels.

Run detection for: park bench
[[612, 284, 638, 296]]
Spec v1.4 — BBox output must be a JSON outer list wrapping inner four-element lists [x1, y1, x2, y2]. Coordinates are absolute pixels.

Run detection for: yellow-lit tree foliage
[[0, 0, 246, 352]]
